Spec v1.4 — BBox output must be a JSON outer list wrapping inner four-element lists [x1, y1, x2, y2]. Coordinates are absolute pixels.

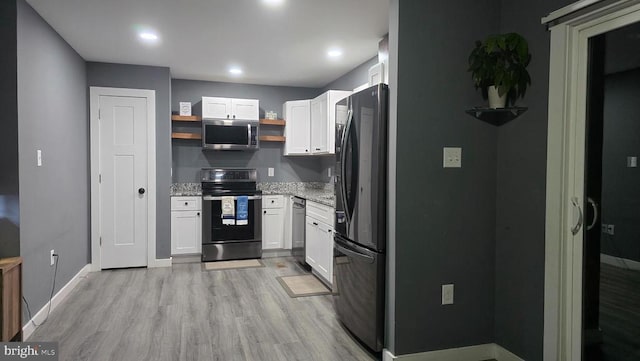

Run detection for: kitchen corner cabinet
[[310, 90, 351, 154], [283, 100, 311, 155], [305, 201, 335, 284], [262, 195, 285, 249], [171, 197, 202, 255], [200, 97, 259, 120]]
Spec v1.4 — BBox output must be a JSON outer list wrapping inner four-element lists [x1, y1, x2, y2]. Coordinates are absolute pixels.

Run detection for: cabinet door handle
[[185, 202, 188, 206], [313, 222, 318, 226], [227, 114, 230, 119], [315, 148, 321, 151], [233, 115, 236, 119], [264, 210, 267, 214], [197, 212, 200, 216]]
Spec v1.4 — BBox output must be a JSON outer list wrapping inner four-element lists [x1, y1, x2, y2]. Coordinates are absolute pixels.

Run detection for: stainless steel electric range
[[201, 168, 262, 262]]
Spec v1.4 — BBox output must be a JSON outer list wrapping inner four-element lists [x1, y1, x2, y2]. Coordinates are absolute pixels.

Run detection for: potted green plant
[[468, 33, 531, 108]]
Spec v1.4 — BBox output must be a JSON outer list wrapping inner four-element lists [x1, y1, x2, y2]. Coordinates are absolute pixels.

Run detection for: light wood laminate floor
[[29, 257, 377, 361]]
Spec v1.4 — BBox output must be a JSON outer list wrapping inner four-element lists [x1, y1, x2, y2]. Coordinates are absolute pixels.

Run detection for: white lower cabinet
[[305, 201, 335, 284], [171, 197, 202, 255], [262, 195, 285, 250]]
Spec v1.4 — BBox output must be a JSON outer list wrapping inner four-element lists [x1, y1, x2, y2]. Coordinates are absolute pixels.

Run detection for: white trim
[[382, 344, 524, 361], [601, 254, 640, 271], [494, 344, 526, 361], [148, 257, 172, 268], [544, 3, 640, 360], [23, 264, 91, 340], [542, 0, 603, 24], [90, 87, 158, 270]]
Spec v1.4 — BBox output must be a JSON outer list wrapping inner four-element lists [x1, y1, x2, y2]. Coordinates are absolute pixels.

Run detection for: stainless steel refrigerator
[[333, 83, 388, 352]]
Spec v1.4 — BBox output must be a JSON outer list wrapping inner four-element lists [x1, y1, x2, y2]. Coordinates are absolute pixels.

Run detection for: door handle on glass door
[[571, 197, 583, 235], [587, 197, 598, 231]]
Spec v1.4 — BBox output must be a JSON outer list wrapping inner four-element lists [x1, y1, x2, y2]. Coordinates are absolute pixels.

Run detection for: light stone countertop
[[170, 182, 335, 207], [258, 182, 335, 207]]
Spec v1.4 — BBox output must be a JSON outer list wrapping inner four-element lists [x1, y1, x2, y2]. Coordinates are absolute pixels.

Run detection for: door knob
[[138, 188, 146, 195]]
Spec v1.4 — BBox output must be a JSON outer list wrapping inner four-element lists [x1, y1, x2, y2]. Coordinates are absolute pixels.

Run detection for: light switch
[[37, 149, 42, 167], [627, 156, 637, 168], [328, 167, 332, 177], [443, 147, 462, 168], [268, 167, 275, 177], [442, 284, 454, 305]]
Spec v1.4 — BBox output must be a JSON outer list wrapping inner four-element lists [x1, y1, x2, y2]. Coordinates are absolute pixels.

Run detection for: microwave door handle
[[247, 124, 251, 147]]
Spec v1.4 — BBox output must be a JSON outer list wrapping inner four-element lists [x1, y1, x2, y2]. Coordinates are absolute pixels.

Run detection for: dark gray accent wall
[[601, 69, 640, 262], [87, 62, 172, 259], [495, 0, 574, 359], [321, 56, 378, 92], [0, 0, 19, 258], [171, 79, 325, 182], [16, 0, 88, 323], [391, 0, 498, 355]]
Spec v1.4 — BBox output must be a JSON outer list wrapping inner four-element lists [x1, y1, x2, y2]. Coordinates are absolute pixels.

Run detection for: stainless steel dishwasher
[[291, 197, 307, 266]]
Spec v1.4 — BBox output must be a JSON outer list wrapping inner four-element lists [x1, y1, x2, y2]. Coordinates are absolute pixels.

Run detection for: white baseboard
[[383, 343, 524, 361], [149, 257, 172, 268], [601, 253, 640, 271], [494, 344, 524, 361], [23, 264, 91, 340]]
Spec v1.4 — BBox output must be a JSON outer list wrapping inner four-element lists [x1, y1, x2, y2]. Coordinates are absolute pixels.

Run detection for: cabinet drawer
[[171, 197, 201, 211], [306, 201, 334, 225], [263, 195, 284, 209]]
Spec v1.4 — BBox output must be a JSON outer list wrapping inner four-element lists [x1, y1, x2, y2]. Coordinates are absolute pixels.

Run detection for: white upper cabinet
[[232, 98, 260, 120], [201, 97, 259, 120], [283, 100, 311, 156], [310, 90, 351, 154]]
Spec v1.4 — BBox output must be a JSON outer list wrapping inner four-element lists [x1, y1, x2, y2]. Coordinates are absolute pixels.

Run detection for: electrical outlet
[[443, 147, 462, 168], [607, 224, 615, 235], [37, 149, 42, 167], [50, 249, 55, 266], [268, 167, 275, 177], [628, 156, 637, 168], [328, 167, 332, 177], [442, 284, 454, 305]]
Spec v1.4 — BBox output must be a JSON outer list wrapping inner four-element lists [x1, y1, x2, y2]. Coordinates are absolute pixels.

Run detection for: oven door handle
[[202, 195, 262, 201]]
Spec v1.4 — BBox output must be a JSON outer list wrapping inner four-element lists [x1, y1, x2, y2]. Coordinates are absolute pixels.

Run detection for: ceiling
[[26, 0, 389, 88]]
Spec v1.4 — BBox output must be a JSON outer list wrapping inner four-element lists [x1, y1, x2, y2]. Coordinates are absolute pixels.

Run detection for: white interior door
[[99, 95, 149, 269]]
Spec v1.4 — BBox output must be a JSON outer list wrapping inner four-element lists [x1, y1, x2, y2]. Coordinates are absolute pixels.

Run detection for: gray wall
[[171, 79, 325, 183], [16, 0, 88, 323], [87, 62, 172, 259], [0, 0, 20, 258], [495, 0, 574, 359], [601, 69, 640, 262], [391, 0, 499, 355], [322, 56, 378, 92]]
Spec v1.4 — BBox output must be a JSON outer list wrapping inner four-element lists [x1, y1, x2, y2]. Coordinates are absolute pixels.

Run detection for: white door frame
[[90, 87, 157, 270], [544, 1, 640, 359]]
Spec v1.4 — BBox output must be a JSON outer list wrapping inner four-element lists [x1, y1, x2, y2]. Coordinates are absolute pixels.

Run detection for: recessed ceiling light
[[229, 67, 243, 75], [327, 48, 343, 58], [262, 0, 285, 6], [139, 32, 159, 42]]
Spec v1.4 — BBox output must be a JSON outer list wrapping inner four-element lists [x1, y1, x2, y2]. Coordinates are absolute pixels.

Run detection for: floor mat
[[276, 274, 331, 298], [203, 259, 264, 271]]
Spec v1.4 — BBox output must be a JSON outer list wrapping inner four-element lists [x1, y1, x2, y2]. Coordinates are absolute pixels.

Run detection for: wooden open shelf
[[172, 132, 202, 140], [259, 135, 286, 142], [259, 118, 286, 126], [171, 115, 202, 122]]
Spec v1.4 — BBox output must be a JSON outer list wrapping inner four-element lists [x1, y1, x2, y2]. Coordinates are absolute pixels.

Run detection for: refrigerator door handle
[[334, 237, 375, 264], [340, 109, 353, 230]]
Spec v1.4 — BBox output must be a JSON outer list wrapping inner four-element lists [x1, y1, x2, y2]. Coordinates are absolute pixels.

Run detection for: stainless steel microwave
[[202, 119, 259, 150]]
